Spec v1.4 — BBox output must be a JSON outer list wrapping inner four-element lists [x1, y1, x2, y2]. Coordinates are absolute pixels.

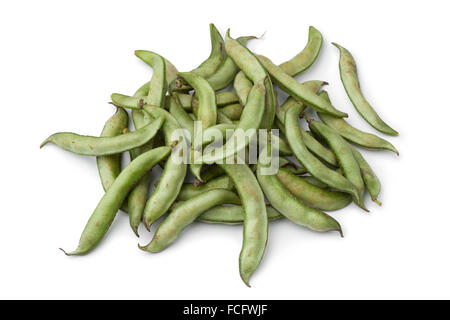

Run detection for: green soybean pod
[[40, 117, 165, 156], [317, 91, 399, 154], [284, 104, 360, 201], [257, 54, 347, 118], [279, 26, 323, 77], [332, 43, 398, 136], [139, 189, 241, 252], [219, 162, 268, 287], [276, 168, 352, 211], [142, 106, 188, 229], [225, 30, 276, 129], [61, 146, 171, 256], [96, 107, 129, 191], [307, 117, 367, 211], [348, 143, 382, 206], [198, 206, 283, 225], [256, 145, 343, 235], [178, 175, 233, 201]]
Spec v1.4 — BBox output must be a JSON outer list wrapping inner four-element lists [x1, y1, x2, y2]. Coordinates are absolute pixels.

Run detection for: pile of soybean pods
[[41, 25, 399, 286]]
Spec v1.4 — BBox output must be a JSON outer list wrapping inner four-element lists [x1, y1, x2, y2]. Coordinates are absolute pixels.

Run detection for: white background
[[1, 0, 449, 299]]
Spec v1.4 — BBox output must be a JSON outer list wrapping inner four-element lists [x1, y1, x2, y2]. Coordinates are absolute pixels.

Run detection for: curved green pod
[[169, 95, 194, 139], [276, 80, 327, 124], [276, 168, 352, 211], [332, 43, 398, 136], [217, 111, 233, 124], [307, 118, 367, 211], [218, 163, 268, 287], [301, 130, 338, 167], [127, 52, 167, 236], [206, 36, 256, 91], [177, 175, 233, 201], [134, 50, 167, 107], [348, 143, 381, 205], [139, 189, 241, 253], [317, 91, 398, 154], [225, 30, 276, 129], [198, 205, 283, 224], [201, 165, 226, 182], [123, 56, 178, 98], [127, 110, 154, 236], [279, 26, 323, 77], [215, 91, 240, 107], [178, 72, 217, 181], [40, 117, 164, 156], [201, 123, 236, 146], [257, 145, 343, 235], [257, 54, 347, 118], [234, 71, 253, 105], [219, 103, 242, 120], [202, 81, 266, 164], [62, 146, 171, 256], [191, 23, 226, 78], [96, 107, 129, 191], [141, 107, 188, 229], [284, 104, 360, 201]]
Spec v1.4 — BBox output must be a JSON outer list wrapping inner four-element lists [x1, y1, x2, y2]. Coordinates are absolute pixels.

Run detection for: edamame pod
[[257, 145, 343, 235], [284, 104, 360, 201], [307, 117, 367, 211], [96, 107, 129, 191], [317, 91, 399, 154], [62, 146, 171, 255], [218, 163, 268, 287], [257, 55, 347, 118], [332, 43, 398, 136], [40, 117, 165, 156], [139, 189, 241, 252], [279, 26, 323, 77], [276, 168, 352, 211]]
